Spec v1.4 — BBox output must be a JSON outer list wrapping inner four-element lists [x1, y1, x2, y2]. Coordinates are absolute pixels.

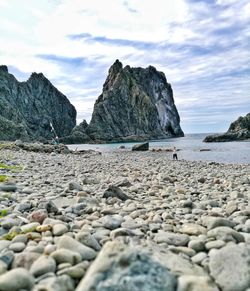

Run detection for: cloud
[[68, 33, 156, 50], [0, 0, 249, 134]]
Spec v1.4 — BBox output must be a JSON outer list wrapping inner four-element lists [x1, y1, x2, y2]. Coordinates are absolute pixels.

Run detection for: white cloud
[[0, 0, 249, 134]]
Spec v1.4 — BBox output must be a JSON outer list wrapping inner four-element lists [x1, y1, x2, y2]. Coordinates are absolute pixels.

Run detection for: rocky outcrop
[[0, 140, 71, 154], [204, 113, 250, 142], [0, 65, 76, 141], [82, 60, 183, 142], [59, 120, 92, 144]]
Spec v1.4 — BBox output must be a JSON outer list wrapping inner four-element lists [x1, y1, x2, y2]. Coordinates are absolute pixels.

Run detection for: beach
[[0, 146, 250, 290]]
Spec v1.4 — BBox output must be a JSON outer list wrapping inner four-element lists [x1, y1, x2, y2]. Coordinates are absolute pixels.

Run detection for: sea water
[[67, 133, 250, 164]]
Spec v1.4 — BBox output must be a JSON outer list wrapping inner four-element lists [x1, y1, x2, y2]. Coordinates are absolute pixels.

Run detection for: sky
[[0, 0, 249, 133]]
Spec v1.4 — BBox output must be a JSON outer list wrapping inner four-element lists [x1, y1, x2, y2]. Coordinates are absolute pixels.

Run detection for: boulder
[[132, 142, 149, 151], [76, 241, 177, 291], [209, 244, 250, 291]]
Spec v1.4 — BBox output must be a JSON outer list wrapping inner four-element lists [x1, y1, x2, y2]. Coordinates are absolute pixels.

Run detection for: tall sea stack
[[84, 60, 183, 142], [0, 65, 76, 141]]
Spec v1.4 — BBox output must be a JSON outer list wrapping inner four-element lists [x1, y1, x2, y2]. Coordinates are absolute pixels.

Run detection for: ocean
[[67, 133, 250, 164]]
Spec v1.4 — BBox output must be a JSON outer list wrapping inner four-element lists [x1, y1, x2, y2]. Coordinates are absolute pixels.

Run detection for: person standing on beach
[[173, 146, 178, 160]]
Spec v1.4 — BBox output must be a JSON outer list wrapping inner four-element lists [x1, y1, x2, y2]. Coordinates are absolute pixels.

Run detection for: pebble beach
[[0, 145, 250, 291]]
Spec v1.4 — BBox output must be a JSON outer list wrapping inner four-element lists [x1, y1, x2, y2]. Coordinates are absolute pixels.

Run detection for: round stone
[[9, 242, 26, 252]]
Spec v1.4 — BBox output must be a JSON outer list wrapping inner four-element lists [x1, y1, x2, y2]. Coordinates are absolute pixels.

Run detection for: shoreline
[[0, 148, 250, 290]]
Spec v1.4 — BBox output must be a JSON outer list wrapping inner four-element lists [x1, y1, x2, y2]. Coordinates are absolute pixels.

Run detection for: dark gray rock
[[0, 182, 17, 192], [76, 241, 177, 291], [204, 113, 250, 142], [83, 60, 183, 142], [0, 251, 14, 268], [102, 185, 131, 201], [132, 142, 149, 151], [0, 66, 76, 141], [38, 200, 59, 214]]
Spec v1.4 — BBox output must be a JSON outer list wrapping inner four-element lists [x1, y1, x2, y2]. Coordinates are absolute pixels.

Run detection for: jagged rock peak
[[85, 60, 184, 142], [103, 59, 123, 89], [0, 65, 8, 73], [0, 67, 76, 142], [28, 72, 47, 81], [110, 59, 123, 73]]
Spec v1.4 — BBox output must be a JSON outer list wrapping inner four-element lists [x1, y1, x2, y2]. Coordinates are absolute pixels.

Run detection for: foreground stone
[[30, 255, 56, 277], [209, 244, 250, 291], [0, 268, 34, 291], [177, 275, 219, 291], [76, 241, 177, 291]]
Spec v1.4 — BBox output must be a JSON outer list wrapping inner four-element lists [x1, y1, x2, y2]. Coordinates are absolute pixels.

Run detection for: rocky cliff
[[80, 60, 183, 142], [204, 113, 250, 142], [0, 65, 76, 141]]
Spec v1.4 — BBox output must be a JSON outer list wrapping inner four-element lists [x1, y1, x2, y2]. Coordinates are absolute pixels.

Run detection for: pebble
[[205, 240, 225, 250], [75, 231, 101, 251], [0, 182, 17, 192], [0, 267, 34, 290], [177, 275, 219, 291], [57, 235, 96, 260], [180, 223, 207, 235], [202, 217, 236, 230], [51, 248, 82, 265], [30, 256, 56, 277], [9, 242, 26, 252], [191, 252, 207, 264], [12, 251, 41, 269], [12, 234, 28, 243], [210, 244, 250, 291], [57, 262, 87, 279], [29, 209, 48, 224], [207, 226, 245, 243], [21, 222, 40, 233], [52, 223, 68, 236], [188, 239, 205, 252], [97, 214, 124, 230], [154, 231, 190, 246], [1, 217, 19, 229]]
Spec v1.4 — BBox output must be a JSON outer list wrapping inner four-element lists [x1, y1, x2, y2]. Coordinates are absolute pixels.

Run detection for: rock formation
[[62, 60, 183, 143], [85, 60, 184, 142], [204, 113, 250, 142], [60, 120, 92, 144], [0, 65, 76, 141]]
